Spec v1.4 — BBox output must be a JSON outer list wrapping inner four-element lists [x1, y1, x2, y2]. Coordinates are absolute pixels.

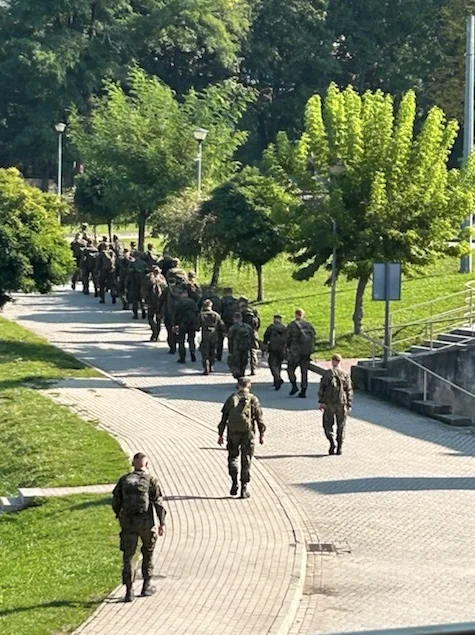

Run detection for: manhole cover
[[307, 542, 336, 553]]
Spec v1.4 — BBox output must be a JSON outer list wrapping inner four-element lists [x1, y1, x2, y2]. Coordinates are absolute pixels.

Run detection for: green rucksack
[[121, 472, 151, 515], [268, 325, 286, 352], [228, 394, 252, 434], [326, 371, 345, 404], [296, 321, 316, 356], [236, 323, 253, 352]]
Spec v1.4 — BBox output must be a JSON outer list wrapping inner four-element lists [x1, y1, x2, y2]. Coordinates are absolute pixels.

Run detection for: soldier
[[263, 314, 287, 390], [144, 243, 159, 269], [220, 287, 239, 332], [197, 298, 224, 375], [126, 254, 148, 319], [97, 235, 109, 251], [112, 234, 125, 259], [218, 377, 265, 498], [319, 354, 353, 455], [167, 258, 188, 286], [97, 243, 117, 304], [158, 279, 181, 354], [172, 289, 199, 363], [158, 250, 174, 278], [112, 452, 166, 602], [118, 249, 132, 310], [142, 265, 167, 342], [227, 312, 255, 379], [70, 233, 86, 290], [239, 297, 261, 375], [187, 271, 202, 304], [80, 222, 93, 242], [285, 308, 316, 399], [80, 239, 99, 296], [201, 286, 223, 359]]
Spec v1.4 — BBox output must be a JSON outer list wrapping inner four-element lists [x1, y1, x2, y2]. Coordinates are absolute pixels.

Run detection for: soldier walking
[[263, 314, 286, 390], [219, 287, 239, 361], [227, 312, 255, 379], [197, 298, 224, 375], [80, 239, 99, 296], [112, 453, 166, 602], [70, 233, 86, 290], [126, 254, 148, 319], [218, 377, 265, 498], [97, 243, 117, 304], [142, 265, 167, 342], [285, 309, 316, 398], [172, 289, 199, 363], [239, 297, 261, 375], [319, 354, 353, 455]]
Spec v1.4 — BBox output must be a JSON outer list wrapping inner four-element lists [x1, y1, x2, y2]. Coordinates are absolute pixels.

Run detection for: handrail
[[360, 333, 475, 402], [364, 310, 469, 336], [390, 287, 469, 317]]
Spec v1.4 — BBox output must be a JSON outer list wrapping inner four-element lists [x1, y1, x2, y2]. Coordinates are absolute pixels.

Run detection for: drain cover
[[307, 542, 336, 553]]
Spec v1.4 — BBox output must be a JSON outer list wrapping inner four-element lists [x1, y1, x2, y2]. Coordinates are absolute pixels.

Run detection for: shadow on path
[[300, 476, 475, 495]]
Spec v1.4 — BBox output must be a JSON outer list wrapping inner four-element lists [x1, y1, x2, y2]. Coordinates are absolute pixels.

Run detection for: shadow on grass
[[0, 599, 99, 617], [0, 339, 85, 371]]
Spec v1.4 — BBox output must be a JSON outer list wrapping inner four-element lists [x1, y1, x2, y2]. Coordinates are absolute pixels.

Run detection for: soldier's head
[[152, 264, 161, 274], [112, 234, 119, 242], [81, 223, 88, 230], [203, 299, 213, 310], [98, 243, 106, 252], [295, 308, 305, 321], [132, 452, 148, 470], [147, 243, 154, 251], [331, 353, 342, 369], [237, 376, 251, 395], [86, 239, 93, 246], [101, 235, 108, 242], [238, 296, 249, 308], [188, 271, 196, 281], [233, 311, 243, 324], [130, 241, 137, 250], [123, 248, 130, 256], [273, 314, 283, 325], [171, 258, 180, 267], [223, 287, 233, 296]]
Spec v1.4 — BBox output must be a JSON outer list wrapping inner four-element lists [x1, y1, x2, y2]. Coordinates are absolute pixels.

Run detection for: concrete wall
[[387, 345, 475, 421]]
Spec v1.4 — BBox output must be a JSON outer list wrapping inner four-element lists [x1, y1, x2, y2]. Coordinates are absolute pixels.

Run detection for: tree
[[74, 172, 122, 239], [70, 67, 254, 249], [265, 84, 473, 334], [200, 167, 288, 300], [0, 168, 74, 300]]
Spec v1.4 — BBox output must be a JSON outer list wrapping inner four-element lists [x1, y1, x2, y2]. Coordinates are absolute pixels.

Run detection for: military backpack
[[236, 323, 253, 352], [296, 321, 316, 356], [325, 371, 346, 404], [227, 394, 252, 434], [121, 472, 151, 515], [242, 307, 259, 331], [268, 325, 286, 352], [201, 310, 217, 330]]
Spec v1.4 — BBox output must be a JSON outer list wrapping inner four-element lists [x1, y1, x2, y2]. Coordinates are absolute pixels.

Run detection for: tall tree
[[265, 84, 473, 334]]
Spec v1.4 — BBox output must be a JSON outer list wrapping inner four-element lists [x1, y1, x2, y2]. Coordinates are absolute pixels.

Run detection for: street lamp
[[55, 122, 66, 197], [327, 162, 345, 349], [193, 127, 208, 196]]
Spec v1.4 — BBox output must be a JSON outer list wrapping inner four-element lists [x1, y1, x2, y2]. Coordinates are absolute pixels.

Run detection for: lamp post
[[55, 122, 66, 197], [193, 127, 208, 197], [327, 162, 345, 348]]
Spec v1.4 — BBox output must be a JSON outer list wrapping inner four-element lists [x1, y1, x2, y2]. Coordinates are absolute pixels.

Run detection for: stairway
[[352, 326, 475, 427]]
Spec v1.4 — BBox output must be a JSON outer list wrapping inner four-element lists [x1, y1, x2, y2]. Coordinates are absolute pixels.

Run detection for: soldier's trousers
[[227, 433, 255, 485], [164, 318, 176, 352], [216, 331, 225, 361], [322, 405, 346, 449], [287, 355, 310, 389], [99, 272, 116, 302], [178, 327, 196, 361], [120, 523, 157, 587], [268, 351, 284, 385], [148, 309, 161, 341], [82, 269, 98, 296], [72, 267, 80, 289], [250, 347, 258, 373], [200, 337, 216, 370], [228, 350, 249, 378]]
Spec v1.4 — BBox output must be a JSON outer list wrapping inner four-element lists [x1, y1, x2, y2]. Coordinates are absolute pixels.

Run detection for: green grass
[[0, 495, 121, 635], [0, 317, 129, 495], [194, 254, 475, 360]]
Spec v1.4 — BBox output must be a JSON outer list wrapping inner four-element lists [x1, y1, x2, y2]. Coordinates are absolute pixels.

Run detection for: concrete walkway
[[7, 289, 475, 634]]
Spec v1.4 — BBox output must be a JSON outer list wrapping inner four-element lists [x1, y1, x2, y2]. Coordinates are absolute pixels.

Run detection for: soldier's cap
[[171, 258, 179, 265], [81, 223, 88, 228], [130, 241, 137, 248], [101, 236, 108, 242], [332, 354, 342, 362], [274, 314, 283, 319], [234, 311, 242, 319], [132, 452, 147, 464], [238, 296, 248, 303], [152, 264, 161, 271], [223, 287, 233, 293], [203, 299, 212, 306], [112, 234, 119, 241], [147, 243, 154, 250]]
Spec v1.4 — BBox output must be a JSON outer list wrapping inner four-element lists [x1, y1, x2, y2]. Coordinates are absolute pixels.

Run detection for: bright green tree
[[200, 167, 289, 299], [265, 84, 473, 334], [0, 168, 73, 301]]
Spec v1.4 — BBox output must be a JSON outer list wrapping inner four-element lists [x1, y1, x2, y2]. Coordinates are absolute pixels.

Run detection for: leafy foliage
[[265, 84, 473, 333], [0, 168, 73, 296]]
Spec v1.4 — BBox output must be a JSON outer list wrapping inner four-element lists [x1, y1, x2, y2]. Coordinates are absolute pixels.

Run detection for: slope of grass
[[0, 495, 121, 635], [0, 317, 128, 495]]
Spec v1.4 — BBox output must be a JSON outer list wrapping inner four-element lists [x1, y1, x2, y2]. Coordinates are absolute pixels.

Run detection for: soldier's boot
[[240, 484, 250, 499], [177, 357, 186, 364], [336, 445, 343, 455], [289, 382, 298, 396], [141, 580, 156, 597], [328, 440, 336, 455], [124, 584, 134, 603], [71, 280, 76, 290], [203, 361, 210, 376], [141, 309, 147, 319], [230, 479, 238, 496], [190, 352, 196, 363], [94, 288, 99, 298], [99, 292, 105, 304], [112, 295, 117, 305], [298, 388, 307, 398], [275, 378, 284, 391], [132, 309, 139, 320]]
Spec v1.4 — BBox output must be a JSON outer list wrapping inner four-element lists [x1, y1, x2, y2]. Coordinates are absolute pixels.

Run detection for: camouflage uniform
[[126, 257, 148, 319], [285, 319, 316, 394], [112, 469, 166, 589], [263, 322, 286, 388], [201, 289, 223, 359], [158, 284, 181, 354], [81, 244, 99, 296], [97, 246, 117, 304], [142, 270, 167, 341], [70, 235, 86, 290], [118, 252, 132, 310], [197, 308, 224, 374], [319, 368, 353, 454], [227, 321, 255, 379], [172, 294, 199, 362], [240, 302, 261, 374], [218, 391, 265, 488]]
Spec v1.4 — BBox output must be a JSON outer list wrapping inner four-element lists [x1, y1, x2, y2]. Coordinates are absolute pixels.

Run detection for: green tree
[[74, 172, 121, 240], [200, 167, 288, 300], [265, 84, 473, 334], [0, 168, 73, 300]]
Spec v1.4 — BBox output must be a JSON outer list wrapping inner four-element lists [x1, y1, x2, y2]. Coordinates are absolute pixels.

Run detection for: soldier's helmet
[[239, 296, 249, 305]]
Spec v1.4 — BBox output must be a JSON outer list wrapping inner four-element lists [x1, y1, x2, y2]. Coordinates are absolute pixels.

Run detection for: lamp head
[[55, 122, 67, 133], [193, 127, 208, 142]]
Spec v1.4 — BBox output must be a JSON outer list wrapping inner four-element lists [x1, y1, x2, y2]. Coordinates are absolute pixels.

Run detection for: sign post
[[372, 263, 402, 365]]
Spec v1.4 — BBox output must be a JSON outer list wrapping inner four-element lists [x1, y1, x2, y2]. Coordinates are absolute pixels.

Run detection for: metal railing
[[361, 333, 475, 404]]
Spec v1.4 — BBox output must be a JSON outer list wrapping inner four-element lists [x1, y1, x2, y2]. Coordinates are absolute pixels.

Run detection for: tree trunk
[[256, 264, 264, 302], [210, 258, 222, 287], [107, 220, 112, 242], [353, 275, 370, 335], [138, 212, 147, 252]]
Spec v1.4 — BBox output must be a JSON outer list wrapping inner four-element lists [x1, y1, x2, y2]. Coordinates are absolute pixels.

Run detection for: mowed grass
[[0, 495, 121, 635], [196, 254, 475, 359], [0, 317, 129, 494]]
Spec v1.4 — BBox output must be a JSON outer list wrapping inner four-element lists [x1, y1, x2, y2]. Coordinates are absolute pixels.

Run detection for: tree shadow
[[166, 495, 231, 501], [258, 453, 327, 460], [0, 599, 99, 617], [300, 476, 475, 495]]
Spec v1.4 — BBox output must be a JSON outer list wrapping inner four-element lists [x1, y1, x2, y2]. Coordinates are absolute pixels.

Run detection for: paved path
[[7, 289, 475, 634]]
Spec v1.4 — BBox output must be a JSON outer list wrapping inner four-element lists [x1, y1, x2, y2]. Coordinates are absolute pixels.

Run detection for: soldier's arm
[[251, 396, 266, 436], [345, 373, 354, 408], [149, 476, 166, 527], [112, 477, 124, 518], [228, 327, 235, 354], [318, 372, 329, 403], [218, 396, 233, 436], [263, 326, 271, 345]]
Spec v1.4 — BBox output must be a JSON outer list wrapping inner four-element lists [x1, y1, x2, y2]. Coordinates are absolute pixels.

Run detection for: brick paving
[[7, 288, 475, 634]]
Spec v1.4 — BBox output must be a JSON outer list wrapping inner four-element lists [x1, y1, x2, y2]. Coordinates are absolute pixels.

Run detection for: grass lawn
[[195, 254, 475, 360], [0, 495, 122, 635]]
